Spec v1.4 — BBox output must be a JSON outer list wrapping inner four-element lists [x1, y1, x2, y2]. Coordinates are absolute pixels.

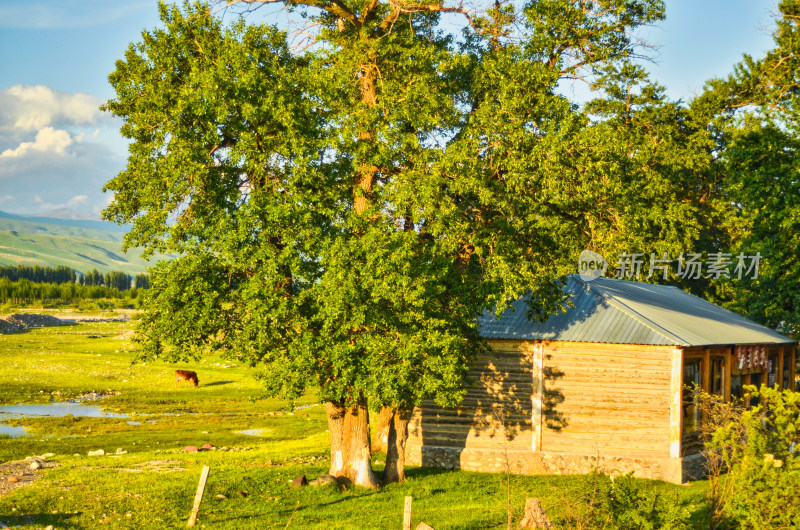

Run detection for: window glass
[[784, 351, 792, 389], [683, 359, 702, 434], [769, 354, 778, 387], [712, 358, 724, 396], [749, 372, 762, 407], [731, 374, 743, 399]]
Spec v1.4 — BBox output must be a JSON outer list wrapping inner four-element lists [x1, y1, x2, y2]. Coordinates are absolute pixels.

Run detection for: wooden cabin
[[405, 275, 797, 483]]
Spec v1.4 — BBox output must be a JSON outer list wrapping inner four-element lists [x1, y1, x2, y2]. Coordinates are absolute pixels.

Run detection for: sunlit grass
[[0, 317, 711, 528]]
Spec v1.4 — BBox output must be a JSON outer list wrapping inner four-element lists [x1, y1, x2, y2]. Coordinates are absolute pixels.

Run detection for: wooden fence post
[[187, 465, 210, 527], [403, 496, 412, 530]]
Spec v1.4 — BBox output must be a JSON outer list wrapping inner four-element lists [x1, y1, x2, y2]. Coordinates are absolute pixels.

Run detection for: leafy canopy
[[104, 0, 694, 409]]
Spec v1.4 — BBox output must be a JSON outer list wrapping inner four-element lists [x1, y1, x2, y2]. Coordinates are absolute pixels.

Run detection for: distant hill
[[0, 210, 129, 234], [0, 211, 165, 276]]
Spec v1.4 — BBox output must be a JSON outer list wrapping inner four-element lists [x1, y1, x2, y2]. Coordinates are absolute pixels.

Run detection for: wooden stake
[[519, 498, 553, 529], [403, 496, 412, 530], [187, 465, 210, 527]]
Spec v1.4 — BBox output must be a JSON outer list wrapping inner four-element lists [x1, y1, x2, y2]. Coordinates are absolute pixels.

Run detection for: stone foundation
[[680, 452, 707, 482], [407, 445, 704, 484]]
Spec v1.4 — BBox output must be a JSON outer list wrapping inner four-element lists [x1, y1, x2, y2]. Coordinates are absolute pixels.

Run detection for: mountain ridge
[[0, 210, 129, 234]]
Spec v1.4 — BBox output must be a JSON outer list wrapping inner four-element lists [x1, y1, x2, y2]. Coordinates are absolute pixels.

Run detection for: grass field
[[0, 317, 711, 528]]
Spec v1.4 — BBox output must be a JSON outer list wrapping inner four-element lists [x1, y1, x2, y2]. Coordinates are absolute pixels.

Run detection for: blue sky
[[0, 0, 780, 218]]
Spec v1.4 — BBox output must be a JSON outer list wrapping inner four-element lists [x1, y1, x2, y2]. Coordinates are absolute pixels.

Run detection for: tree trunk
[[382, 407, 412, 483], [372, 406, 394, 455], [325, 399, 380, 488], [326, 401, 346, 476]]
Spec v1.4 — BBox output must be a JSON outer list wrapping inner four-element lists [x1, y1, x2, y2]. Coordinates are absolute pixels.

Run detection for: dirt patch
[[62, 316, 130, 324], [74, 391, 123, 401], [116, 460, 186, 474], [0, 456, 59, 498]]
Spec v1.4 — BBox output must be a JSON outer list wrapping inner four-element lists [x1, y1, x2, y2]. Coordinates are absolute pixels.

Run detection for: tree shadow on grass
[[0, 513, 80, 528], [404, 466, 456, 480], [202, 381, 234, 387]]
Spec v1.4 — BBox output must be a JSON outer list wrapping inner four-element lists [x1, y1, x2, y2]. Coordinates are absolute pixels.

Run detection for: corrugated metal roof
[[479, 274, 795, 347]]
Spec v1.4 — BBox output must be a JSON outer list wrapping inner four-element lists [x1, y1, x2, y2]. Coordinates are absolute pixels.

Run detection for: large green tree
[[694, 0, 800, 332], [104, 0, 674, 487]]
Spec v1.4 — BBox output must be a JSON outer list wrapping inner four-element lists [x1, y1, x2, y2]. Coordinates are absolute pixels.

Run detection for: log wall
[[406, 340, 535, 459], [406, 340, 683, 482], [538, 341, 675, 460]]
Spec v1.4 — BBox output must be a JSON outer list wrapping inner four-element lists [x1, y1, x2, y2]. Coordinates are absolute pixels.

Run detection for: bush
[[560, 471, 690, 529], [703, 385, 800, 529], [724, 456, 800, 529]]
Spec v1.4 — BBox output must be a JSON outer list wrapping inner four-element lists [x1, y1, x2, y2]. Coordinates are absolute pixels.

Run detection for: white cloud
[[0, 127, 73, 158], [1, 85, 104, 131], [0, 133, 123, 216], [0, 194, 15, 205], [29, 194, 94, 215], [67, 195, 89, 207]]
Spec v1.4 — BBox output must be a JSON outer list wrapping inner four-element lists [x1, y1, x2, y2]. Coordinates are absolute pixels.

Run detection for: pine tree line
[[0, 265, 77, 285], [0, 277, 145, 305], [0, 265, 149, 291]]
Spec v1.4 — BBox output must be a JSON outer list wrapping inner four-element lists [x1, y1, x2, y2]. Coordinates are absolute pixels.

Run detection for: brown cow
[[175, 370, 199, 388]]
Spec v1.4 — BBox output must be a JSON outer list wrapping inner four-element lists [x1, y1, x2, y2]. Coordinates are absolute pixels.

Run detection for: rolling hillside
[[0, 211, 164, 276]]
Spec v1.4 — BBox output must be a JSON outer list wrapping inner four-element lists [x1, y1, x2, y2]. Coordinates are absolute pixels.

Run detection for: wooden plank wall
[[539, 341, 675, 459], [407, 340, 534, 454]]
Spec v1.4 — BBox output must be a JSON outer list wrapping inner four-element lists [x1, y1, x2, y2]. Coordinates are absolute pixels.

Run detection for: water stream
[[0, 403, 128, 438]]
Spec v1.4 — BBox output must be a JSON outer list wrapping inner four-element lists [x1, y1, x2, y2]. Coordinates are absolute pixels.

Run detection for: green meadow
[[0, 317, 709, 529]]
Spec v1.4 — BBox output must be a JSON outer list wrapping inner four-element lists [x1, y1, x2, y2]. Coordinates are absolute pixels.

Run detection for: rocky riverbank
[[0, 313, 130, 334], [0, 314, 65, 333]]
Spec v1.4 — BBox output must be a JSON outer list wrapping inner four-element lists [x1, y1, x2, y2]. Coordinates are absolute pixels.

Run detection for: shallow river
[[0, 403, 128, 438]]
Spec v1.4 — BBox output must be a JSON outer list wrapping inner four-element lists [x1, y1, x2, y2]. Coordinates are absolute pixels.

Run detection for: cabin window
[[784, 351, 793, 390], [683, 359, 702, 434], [769, 353, 779, 387], [731, 374, 743, 400], [750, 373, 763, 406], [711, 358, 725, 396]]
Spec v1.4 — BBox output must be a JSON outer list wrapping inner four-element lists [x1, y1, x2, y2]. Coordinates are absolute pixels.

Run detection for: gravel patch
[[0, 455, 59, 498], [0, 313, 66, 333], [0, 313, 130, 334]]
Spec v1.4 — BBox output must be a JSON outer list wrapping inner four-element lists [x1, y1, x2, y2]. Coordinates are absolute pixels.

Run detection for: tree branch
[[224, 0, 359, 28]]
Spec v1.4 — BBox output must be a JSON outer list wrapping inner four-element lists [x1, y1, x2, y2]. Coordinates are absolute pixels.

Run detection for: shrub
[[703, 385, 800, 529], [560, 471, 690, 529]]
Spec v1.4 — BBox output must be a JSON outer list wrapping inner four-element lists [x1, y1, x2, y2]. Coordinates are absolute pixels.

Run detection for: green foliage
[[704, 386, 800, 529], [722, 120, 800, 333], [105, 270, 134, 291], [0, 264, 76, 284], [560, 471, 690, 530], [723, 457, 800, 529], [0, 277, 144, 308], [0, 265, 137, 293], [564, 62, 712, 261], [133, 273, 149, 289], [694, 0, 800, 328], [102, 0, 698, 416]]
